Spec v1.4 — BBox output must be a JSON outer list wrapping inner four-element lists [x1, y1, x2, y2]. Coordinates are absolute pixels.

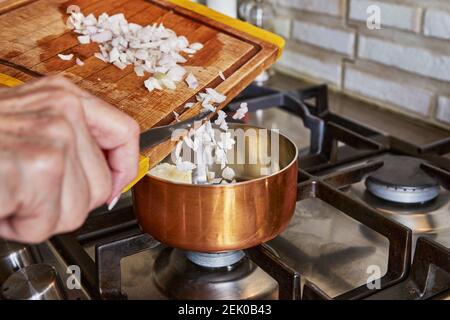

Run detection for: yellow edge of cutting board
[[0, 73, 149, 193], [167, 0, 285, 59]]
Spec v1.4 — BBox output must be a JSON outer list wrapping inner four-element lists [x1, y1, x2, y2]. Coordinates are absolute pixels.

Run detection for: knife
[[0, 73, 213, 193], [139, 110, 212, 152], [122, 110, 212, 192]]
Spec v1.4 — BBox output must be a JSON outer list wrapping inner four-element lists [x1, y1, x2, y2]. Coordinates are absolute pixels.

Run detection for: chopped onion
[[144, 78, 155, 92], [190, 42, 204, 51], [219, 121, 228, 131], [58, 53, 73, 61], [67, 9, 204, 93], [202, 102, 216, 113], [183, 135, 194, 149], [182, 48, 197, 54], [173, 111, 180, 122], [66, 10, 246, 184], [149, 77, 163, 90], [232, 102, 249, 120], [222, 167, 235, 181], [185, 73, 198, 89], [205, 88, 226, 103], [66, 5, 80, 14], [109, 47, 120, 62], [94, 52, 108, 62], [134, 65, 145, 77], [218, 132, 235, 150], [196, 92, 207, 102], [83, 14, 97, 26], [176, 161, 197, 172], [77, 35, 90, 44], [76, 58, 84, 66], [91, 30, 113, 43], [135, 49, 148, 60], [166, 65, 186, 82], [214, 110, 227, 129]]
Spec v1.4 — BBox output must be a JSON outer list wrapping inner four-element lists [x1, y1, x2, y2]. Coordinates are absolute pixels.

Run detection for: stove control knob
[[1, 264, 65, 300], [0, 240, 34, 284]]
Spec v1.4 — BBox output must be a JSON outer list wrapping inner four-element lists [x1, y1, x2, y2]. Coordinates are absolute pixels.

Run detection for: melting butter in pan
[[148, 163, 193, 184]]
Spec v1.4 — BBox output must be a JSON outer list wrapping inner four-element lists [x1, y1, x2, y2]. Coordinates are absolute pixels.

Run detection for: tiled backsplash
[[267, 0, 450, 129]]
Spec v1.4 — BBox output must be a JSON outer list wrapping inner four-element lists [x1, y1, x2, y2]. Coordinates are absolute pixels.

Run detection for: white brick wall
[[424, 9, 450, 40], [272, 17, 291, 39], [358, 35, 450, 82], [277, 0, 343, 17], [277, 46, 343, 86], [292, 20, 355, 56], [268, 0, 450, 129], [349, 0, 421, 32], [437, 96, 450, 124], [344, 67, 433, 116]]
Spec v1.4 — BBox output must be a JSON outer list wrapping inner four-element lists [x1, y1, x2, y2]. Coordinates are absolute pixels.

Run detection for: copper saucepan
[[133, 123, 298, 253]]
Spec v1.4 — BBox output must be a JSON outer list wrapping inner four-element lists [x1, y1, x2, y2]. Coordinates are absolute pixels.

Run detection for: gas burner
[[365, 156, 440, 204], [359, 189, 450, 234], [0, 240, 34, 284], [153, 248, 278, 299], [2, 264, 65, 300], [185, 250, 245, 268]]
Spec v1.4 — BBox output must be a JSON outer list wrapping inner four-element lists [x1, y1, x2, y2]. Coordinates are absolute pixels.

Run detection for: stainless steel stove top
[[1, 81, 449, 300], [314, 154, 450, 248]]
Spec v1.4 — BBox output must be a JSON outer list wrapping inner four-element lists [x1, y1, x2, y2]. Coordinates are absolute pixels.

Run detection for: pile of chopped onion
[[66, 6, 203, 92], [64, 7, 250, 183], [171, 102, 248, 184]]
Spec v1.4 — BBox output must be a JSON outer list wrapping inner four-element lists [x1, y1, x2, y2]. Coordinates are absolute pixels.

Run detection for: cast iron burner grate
[[49, 84, 450, 300]]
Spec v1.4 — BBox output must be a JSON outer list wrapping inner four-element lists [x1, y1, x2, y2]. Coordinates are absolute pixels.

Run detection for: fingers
[[0, 149, 21, 221], [40, 92, 113, 210], [0, 111, 91, 242], [0, 132, 67, 243], [0, 75, 140, 242], [46, 76, 140, 199], [5, 76, 140, 201], [81, 99, 140, 201], [53, 76, 140, 199], [0, 84, 114, 210]]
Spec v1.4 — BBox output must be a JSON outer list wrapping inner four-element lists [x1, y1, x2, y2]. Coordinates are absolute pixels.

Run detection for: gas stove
[[0, 83, 449, 300]]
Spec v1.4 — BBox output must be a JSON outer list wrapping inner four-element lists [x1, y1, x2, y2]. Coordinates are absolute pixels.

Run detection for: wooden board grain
[[0, 0, 35, 14], [0, 0, 279, 167]]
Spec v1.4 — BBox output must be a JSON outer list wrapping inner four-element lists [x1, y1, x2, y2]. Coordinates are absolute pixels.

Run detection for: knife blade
[[139, 110, 212, 152]]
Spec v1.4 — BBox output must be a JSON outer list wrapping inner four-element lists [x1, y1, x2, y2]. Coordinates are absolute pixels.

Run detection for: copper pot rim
[[146, 123, 299, 188]]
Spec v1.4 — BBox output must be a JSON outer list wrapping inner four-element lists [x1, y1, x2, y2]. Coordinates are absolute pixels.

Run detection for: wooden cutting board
[[0, 0, 283, 168]]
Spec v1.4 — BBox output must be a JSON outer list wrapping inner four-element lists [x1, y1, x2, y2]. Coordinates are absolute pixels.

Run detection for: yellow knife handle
[[122, 155, 149, 193], [0, 73, 24, 87], [0, 73, 149, 193]]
